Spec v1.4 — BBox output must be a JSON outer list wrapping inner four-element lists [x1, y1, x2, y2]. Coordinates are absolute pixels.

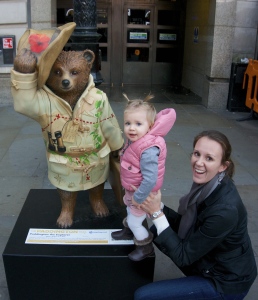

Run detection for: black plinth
[[3, 189, 155, 300]]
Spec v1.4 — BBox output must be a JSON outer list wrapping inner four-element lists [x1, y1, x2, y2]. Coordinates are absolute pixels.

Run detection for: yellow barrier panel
[[242, 59, 258, 113]]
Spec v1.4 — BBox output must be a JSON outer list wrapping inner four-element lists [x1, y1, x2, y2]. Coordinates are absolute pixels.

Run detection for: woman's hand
[[131, 195, 141, 209], [140, 190, 162, 215], [131, 185, 162, 214]]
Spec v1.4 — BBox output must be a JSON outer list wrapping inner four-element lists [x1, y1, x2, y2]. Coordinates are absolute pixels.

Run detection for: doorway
[[122, 2, 185, 86], [57, 0, 185, 86]]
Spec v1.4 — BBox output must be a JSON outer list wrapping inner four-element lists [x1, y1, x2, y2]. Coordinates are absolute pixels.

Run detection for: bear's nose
[[62, 79, 70, 87]]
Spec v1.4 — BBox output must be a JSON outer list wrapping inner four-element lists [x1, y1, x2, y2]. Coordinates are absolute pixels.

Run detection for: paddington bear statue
[[11, 22, 124, 228]]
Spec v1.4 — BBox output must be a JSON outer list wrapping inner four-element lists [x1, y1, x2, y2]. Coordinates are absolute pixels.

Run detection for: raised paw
[[13, 48, 37, 73]]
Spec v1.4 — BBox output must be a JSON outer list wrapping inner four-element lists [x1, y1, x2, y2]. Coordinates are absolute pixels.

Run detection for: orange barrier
[[242, 59, 258, 113]]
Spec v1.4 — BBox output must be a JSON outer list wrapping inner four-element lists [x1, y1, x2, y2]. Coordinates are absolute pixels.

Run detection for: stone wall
[[0, 0, 54, 106], [182, 0, 258, 109], [0, 0, 28, 105]]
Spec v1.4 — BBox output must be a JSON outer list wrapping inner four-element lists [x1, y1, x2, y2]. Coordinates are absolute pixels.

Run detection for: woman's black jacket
[[153, 176, 257, 294]]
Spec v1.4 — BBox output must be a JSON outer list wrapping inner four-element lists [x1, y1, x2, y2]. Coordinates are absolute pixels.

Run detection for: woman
[[134, 130, 257, 300]]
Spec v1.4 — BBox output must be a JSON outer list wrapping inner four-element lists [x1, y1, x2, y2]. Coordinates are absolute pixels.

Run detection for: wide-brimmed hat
[[17, 22, 76, 88]]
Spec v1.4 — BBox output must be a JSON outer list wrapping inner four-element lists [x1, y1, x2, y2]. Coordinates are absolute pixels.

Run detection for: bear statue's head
[[46, 49, 95, 108]]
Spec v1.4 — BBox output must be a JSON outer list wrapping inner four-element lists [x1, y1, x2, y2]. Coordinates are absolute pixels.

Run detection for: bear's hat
[[17, 22, 76, 88]]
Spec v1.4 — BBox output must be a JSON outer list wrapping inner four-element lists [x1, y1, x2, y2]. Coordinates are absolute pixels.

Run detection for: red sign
[[3, 38, 13, 49]]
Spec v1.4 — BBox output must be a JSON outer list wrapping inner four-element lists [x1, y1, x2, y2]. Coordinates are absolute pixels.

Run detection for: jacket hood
[[149, 108, 176, 137]]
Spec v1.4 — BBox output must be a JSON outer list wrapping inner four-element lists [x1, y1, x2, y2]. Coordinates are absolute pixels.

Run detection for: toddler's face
[[124, 108, 151, 142]]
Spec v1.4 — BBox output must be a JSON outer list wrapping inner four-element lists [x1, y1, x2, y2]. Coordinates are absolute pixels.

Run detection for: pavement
[[0, 85, 258, 299]]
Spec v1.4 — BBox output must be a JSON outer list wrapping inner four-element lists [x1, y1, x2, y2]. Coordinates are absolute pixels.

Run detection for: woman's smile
[[194, 168, 205, 174]]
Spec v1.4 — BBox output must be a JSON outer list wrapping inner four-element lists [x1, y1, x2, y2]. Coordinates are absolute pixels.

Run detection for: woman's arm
[[138, 191, 181, 234], [139, 189, 238, 268], [156, 204, 238, 267]]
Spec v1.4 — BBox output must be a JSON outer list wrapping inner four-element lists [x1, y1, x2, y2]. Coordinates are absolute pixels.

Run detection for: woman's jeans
[[134, 276, 248, 300]]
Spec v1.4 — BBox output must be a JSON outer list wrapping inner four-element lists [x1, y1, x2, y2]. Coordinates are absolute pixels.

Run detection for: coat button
[[128, 166, 132, 170]]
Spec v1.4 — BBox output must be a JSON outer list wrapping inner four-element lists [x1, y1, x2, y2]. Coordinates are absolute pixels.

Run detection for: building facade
[[0, 0, 257, 108]]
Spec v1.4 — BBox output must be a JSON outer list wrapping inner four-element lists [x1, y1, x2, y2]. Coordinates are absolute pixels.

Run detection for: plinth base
[[3, 189, 155, 300]]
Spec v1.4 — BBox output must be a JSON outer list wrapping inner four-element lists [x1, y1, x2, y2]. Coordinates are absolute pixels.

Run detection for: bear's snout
[[62, 79, 70, 88]]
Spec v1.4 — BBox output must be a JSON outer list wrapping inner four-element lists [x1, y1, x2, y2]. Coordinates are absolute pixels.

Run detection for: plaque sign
[[26, 228, 134, 245], [0, 35, 16, 65], [159, 33, 177, 41], [130, 32, 147, 40]]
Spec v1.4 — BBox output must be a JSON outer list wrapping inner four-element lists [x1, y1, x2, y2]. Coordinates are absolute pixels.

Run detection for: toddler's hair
[[123, 93, 156, 126]]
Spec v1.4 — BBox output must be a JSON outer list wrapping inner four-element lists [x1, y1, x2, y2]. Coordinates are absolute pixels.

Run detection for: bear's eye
[[55, 70, 62, 76], [71, 70, 78, 75]]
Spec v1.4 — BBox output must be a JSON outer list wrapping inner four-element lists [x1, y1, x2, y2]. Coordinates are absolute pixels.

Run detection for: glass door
[[122, 3, 184, 86], [122, 5, 154, 85], [152, 5, 184, 85]]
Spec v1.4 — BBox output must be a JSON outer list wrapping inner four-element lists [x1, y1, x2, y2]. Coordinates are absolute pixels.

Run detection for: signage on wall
[[3, 37, 13, 49], [194, 27, 199, 43], [130, 32, 147, 40], [0, 35, 16, 66], [159, 33, 177, 41]]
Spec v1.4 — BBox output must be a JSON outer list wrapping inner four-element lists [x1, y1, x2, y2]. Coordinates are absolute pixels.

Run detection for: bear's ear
[[83, 49, 95, 65]]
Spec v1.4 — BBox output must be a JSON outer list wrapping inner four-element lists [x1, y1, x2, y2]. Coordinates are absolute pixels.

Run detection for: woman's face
[[191, 136, 227, 184]]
